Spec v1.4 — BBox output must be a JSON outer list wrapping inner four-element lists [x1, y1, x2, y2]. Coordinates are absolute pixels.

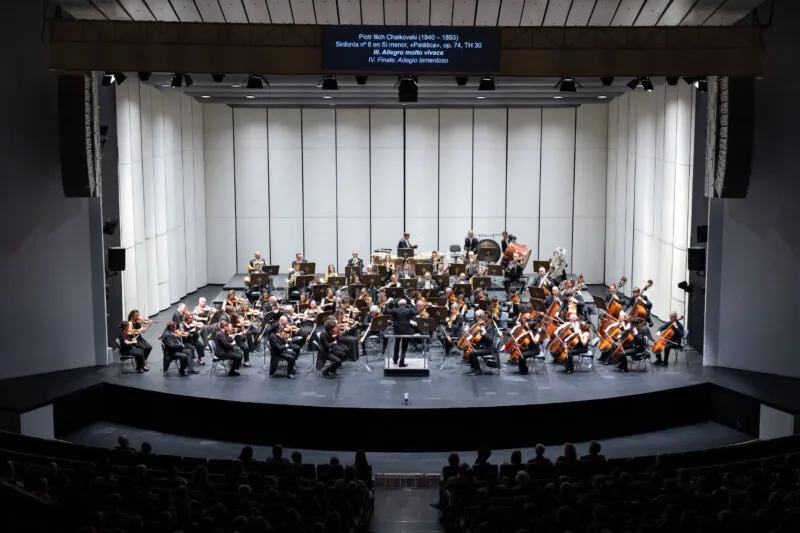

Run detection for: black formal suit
[[655, 320, 685, 364], [387, 306, 419, 364], [617, 330, 647, 372], [441, 313, 464, 355], [624, 295, 653, 322], [464, 237, 478, 253], [162, 330, 191, 374], [318, 329, 346, 375], [533, 275, 552, 290], [213, 331, 242, 375], [291, 259, 307, 268], [267, 330, 298, 376], [131, 321, 153, 355], [501, 239, 509, 254], [399, 270, 416, 279], [518, 327, 545, 375], [347, 258, 364, 269], [545, 294, 564, 310], [503, 263, 524, 291], [469, 323, 499, 373], [118, 332, 147, 371], [171, 311, 184, 325], [604, 291, 628, 308], [397, 239, 415, 256]]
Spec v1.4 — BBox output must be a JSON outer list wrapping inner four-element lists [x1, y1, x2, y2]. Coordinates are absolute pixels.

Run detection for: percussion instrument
[[475, 239, 502, 263], [501, 242, 532, 269]]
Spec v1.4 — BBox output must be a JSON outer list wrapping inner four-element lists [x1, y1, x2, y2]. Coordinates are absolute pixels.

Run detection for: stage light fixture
[[677, 281, 694, 294], [321, 75, 339, 90], [183, 74, 193, 87], [137, 72, 151, 81], [397, 76, 418, 103], [626, 77, 654, 92], [601, 77, 614, 86], [478, 76, 496, 91], [666, 77, 680, 86], [201, 95, 210, 99], [355, 75, 368, 85], [212, 73, 225, 83], [694, 78, 708, 93], [597, 95, 608, 99], [115, 72, 127, 85], [245, 95, 255, 99], [555, 77, 580, 92], [101, 72, 126, 86], [103, 218, 119, 236], [455, 76, 468, 86], [171, 73, 183, 87], [476, 96, 486, 99], [246, 74, 268, 90]]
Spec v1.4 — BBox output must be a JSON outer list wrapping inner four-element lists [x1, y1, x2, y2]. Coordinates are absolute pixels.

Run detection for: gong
[[475, 239, 502, 263]]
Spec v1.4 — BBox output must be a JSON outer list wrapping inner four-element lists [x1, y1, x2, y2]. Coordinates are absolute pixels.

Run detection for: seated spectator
[[140, 441, 152, 454], [507, 449, 523, 467], [268, 444, 289, 464], [580, 440, 606, 462], [526, 444, 553, 467], [475, 446, 492, 466], [239, 445, 254, 461], [556, 442, 578, 463], [115, 434, 135, 451], [291, 450, 303, 464]]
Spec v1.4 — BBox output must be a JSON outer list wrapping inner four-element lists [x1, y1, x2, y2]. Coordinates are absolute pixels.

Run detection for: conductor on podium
[[387, 299, 419, 367]]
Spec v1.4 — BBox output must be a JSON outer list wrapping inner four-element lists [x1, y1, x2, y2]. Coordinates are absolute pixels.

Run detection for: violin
[[652, 315, 684, 353]]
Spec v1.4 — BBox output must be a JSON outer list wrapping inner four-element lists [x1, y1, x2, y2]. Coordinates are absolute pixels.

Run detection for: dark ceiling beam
[[46, 21, 764, 77]]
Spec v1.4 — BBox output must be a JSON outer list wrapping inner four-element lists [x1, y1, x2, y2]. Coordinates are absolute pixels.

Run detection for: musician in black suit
[[347, 250, 364, 270], [501, 231, 510, 255], [162, 321, 192, 376], [654, 312, 685, 366], [616, 319, 648, 372], [291, 253, 305, 268], [533, 267, 553, 290], [440, 303, 464, 356], [503, 257, 524, 291], [464, 231, 478, 253], [213, 320, 243, 376], [604, 283, 628, 307], [397, 232, 418, 255], [267, 317, 298, 378], [624, 286, 654, 339], [171, 303, 186, 326], [468, 312, 499, 376], [399, 263, 416, 279], [387, 299, 419, 366], [518, 316, 545, 375], [318, 319, 346, 378], [545, 286, 564, 310]]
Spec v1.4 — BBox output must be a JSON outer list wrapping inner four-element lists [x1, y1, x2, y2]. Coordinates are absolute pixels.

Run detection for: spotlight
[[246, 74, 268, 90], [212, 73, 225, 83], [455, 76, 468, 86], [601, 77, 614, 86], [321, 75, 339, 90], [626, 77, 653, 92], [355, 75, 368, 85], [183, 74, 193, 87], [694, 78, 708, 93], [103, 218, 119, 236], [555, 77, 580, 92], [137, 72, 151, 81], [677, 281, 694, 294], [666, 77, 680, 86], [642, 78, 654, 92], [478, 76, 496, 91], [397, 76, 418, 103], [101, 73, 114, 86], [171, 73, 183, 88], [114, 72, 126, 85], [101, 72, 126, 86]]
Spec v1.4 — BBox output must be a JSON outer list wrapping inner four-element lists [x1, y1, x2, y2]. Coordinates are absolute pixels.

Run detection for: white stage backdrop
[[605, 85, 695, 322], [116, 79, 207, 314], [203, 105, 609, 284]]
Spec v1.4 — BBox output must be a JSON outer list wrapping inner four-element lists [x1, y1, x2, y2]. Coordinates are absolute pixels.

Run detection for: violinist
[[162, 321, 193, 376], [502, 255, 524, 291], [467, 311, 499, 376], [192, 297, 212, 324], [213, 320, 243, 376], [489, 297, 501, 321], [471, 288, 487, 308], [441, 303, 464, 356], [357, 287, 372, 308], [127, 310, 154, 357], [262, 296, 282, 322], [598, 311, 630, 364], [318, 318, 346, 378], [171, 303, 187, 326], [118, 320, 149, 373], [230, 314, 252, 367], [616, 318, 647, 373], [347, 250, 364, 270], [224, 290, 245, 313], [360, 305, 385, 357], [517, 314, 545, 375], [505, 290, 521, 323], [553, 313, 591, 374], [334, 307, 361, 360], [181, 311, 206, 366], [321, 287, 337, 312], [654, 312, 684, 366], [282, 305, 307, 350], [267, 316, 298, 378]]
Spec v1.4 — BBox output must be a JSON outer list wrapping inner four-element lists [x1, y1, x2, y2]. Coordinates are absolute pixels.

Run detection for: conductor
[[387, 299, 419, 367]]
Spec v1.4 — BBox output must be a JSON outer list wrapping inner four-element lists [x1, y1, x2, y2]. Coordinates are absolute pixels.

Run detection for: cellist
[[517, 314, 546, 375], [467, 311, 500, 376], [616, 318, 647, 373], [598, 311, 630, 365], [440, 302, 464, 356], [553, 313, 591, 374], [653, 312, 685, 366]]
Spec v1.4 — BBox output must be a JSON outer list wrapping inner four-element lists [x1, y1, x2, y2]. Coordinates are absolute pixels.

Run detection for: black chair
[[115, 338, 136, 373]]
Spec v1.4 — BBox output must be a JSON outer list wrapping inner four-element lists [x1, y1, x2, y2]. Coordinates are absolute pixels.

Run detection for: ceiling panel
[[408, 0, 432, 25], [241, 0, 272, 23], [704, 0, 762, 25], [170, 0, 203, 22], [267, 0, 294, 23], [588, 0, 620, 25], [475, 0, 502, 26], [143, 0, 177, 21], [337, 0, 361, 23], [117, 0, 155, 20], [218, 0, 249, 22], [430, 0, 455, 25], [92, 0, 132, 20], [58, 0, 106, 19], [385, 0, 407, 24], [633, 0, 671, 25], [497, 0, 525, 25], [566, 1, 597, 26], [314, 0, 339, 24], [657, 0, 696, 25], [544, 0, 572, 26], [194, 0, 225, 22], [453, 0, 478, 26], [361, 0, 385, 24], [680, 0, 727, 25], [610, 0, 644, 25], [520, 0, 548, 25], [290, 0, 317, 23]]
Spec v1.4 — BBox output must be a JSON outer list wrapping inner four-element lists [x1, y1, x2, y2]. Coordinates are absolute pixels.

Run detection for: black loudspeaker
[[696, 225, 708, 244], [688, 247, 706, 271], [58, 74, 98, 197], [706, 77, 755, 198], [108, 247, 126, 272]]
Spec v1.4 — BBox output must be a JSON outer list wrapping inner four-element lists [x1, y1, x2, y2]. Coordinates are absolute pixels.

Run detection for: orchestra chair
[[159, 341, 183, 376], [629, 339, 654, 372], [115, 339, 136, 374], [449, 244, 461, 253], [673, 328, 690, 365], [530, 348, 548, 374], [575, 337, 599, 372], [207, 340, 232, 376]]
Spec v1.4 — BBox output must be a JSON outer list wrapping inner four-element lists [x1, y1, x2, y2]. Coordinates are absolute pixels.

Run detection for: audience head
[[562, 442, 577, 461], [589, 441, 602, 457], [291, 450, 302, 464], [117, 435, 130, 448], [510, 450, 522, 465], [140, 442, 151, 454], [239, 446, 253, 461], [272, 444, 283, 459]]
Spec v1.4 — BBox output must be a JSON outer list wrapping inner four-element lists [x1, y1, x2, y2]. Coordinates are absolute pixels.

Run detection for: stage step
[[383, 357, 430, 377]]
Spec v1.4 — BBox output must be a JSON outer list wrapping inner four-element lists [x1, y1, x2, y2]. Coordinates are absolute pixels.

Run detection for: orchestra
[[121, 232, 689, 383]]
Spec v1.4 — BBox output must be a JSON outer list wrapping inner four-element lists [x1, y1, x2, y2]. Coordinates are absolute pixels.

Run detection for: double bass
[[599, 276, 628, 334], [629, 280, 654, 321], [652, 315, 684, 353]]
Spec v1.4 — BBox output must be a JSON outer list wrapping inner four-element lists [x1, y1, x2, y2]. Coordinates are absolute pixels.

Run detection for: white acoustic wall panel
[[613, 94, 629, 286], [181, 96, 196, 293], [302, 109, 338, 269], [192, 99, 207, 288], [623, 94, 637, 296], [506, 108, 542, 267], [233, 108, 269, 271], [268, 109, 304, 270], [370, 109, 404, 251], [150, 89, 171, 309], [605, 98, 618, 284], [438, 109, 472, 254], [539, 108, 576, 271], [573, 104, 608, 283], [163, 91, 185, 303], [633, 92, 656, 296], [336, 109, 371, 269], [472, 108, 507, 240], [405, 109, 439, 250], [203, 104, 236, 283]]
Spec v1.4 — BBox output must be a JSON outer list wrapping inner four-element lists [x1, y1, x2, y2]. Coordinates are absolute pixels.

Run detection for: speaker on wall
[[696, 225, 708, 244], [688, 247, 706, 271], [108, 247, 126, 272], [58, 74, 99, 198]]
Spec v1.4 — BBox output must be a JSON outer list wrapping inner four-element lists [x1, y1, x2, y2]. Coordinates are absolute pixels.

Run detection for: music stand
[[298, 303, 310, 312], [250, 273, 270, 287], [428, 305, 448, 323], [420, 289, 436, 300], [385, 287, 405, 300], [263, 265, 280, 275], [448, 264, 467, 276], [533, 260, 549, 273], [208, 309, 223, 325], [476, 300, 490, 312], [453, 283, 473, 298], [415, 316, 437, 334], [328, 276, 346, 289], [432, 274, 450, 288], [311, 283, 331, 301], [472, 276, 492, 290], [359, 314, 390, 372], [530, 299, 547, 313], [399, 278, 418, 291], [299, 262, 316, 275], [414, 264, 430, 276], [429, 297, 447, 307], [398, 248, 415, 259], [374, 265, 388, 277], [487, 264, 503, 277], [528, 286, 547, 301], [348, 284, 366, 299], [345, 265, 361, 279], [362, 274, 381, 288]]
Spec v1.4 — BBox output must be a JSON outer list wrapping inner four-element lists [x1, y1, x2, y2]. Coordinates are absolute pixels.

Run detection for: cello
[[458, 322, 484, 360], [652, 315, 684, 353], [630, 280, 654, 322], [566, 274, 585, 316], [598, 318, 626, 352], [599, 276, 628, 334], [544, 296, 563, 338], [549, 321, 581, 362], [504, 314, 533, 362]]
